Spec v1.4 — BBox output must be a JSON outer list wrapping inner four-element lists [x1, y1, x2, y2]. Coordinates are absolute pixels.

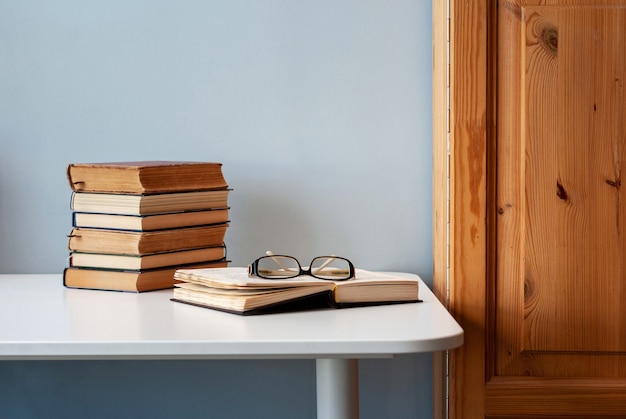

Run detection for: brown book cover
[[72, 208, 230, 230], [67, 161, 228, 194], [70, 189, 230, 216], [63, 260, 229, 292], [69, 245, 227, 270], [68, 224, 229, 255]]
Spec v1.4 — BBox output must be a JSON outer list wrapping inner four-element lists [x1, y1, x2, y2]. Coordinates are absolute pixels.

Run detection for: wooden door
[[433, 1, 626, 417]]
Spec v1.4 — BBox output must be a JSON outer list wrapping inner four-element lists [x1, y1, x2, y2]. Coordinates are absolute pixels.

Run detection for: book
[[72, 208, 230, 231], [63, 260, 229, 292], [70, 189, 230, 216], [69, 245, 227, 270], [67, 161, 228, 194], [170, 267, 421, 315], [68, 224, 229, 255]]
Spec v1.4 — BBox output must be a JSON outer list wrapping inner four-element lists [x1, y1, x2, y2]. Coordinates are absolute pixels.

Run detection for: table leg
[[315, 358, 359, 419]]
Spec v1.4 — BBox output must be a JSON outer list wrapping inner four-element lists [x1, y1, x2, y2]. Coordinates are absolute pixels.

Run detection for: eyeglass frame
[[248, 254, 355, 281]]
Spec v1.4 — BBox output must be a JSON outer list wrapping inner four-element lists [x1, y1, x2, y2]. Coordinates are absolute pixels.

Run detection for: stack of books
[[63, 161, 231, 292]]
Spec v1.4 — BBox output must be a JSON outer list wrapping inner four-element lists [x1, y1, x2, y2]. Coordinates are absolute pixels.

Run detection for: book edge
[[170, 290, 334, 316]]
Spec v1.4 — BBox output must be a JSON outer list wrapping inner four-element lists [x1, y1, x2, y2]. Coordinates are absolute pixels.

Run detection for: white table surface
[[0, 273, 463, 360]]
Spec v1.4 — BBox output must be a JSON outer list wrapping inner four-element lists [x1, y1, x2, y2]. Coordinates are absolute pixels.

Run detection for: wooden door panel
[[486, 1, 626, 415], [522, 5, 626, 355], [496, 1, 626, 379]]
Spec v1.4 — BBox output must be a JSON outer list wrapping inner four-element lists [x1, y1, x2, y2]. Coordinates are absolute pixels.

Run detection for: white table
[[0, 274, 463, 419]]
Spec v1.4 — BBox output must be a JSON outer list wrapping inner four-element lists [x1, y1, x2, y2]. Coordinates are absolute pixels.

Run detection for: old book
[[171, 267, 420, 315], [72, 208, 230, 231], [69, 245, 226, 270], [63, 260, 229, 293], [68, 224, 229, 255], [70, 189, 230, 216], [67, 161, 228, 194]]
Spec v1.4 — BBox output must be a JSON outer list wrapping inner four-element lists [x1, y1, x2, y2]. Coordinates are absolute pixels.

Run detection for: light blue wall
[[0, 1, 434, 417]]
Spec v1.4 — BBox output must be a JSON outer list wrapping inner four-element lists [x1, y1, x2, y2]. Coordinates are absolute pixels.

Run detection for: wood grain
[[433, 0, 492, 418], [497, 3, 626, 377], [432, 0, 450, 417], [435, 0, 626, 417]]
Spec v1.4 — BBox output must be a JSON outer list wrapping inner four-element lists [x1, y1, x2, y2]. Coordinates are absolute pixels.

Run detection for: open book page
[[333, 270, 420, 304], [174, 267, 419, 288], [173, 267, 335, 289], [344, 269, 421, 285]]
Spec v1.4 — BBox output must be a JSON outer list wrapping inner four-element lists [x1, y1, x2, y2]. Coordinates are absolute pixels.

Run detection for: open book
[[171, 267, 421, 315]]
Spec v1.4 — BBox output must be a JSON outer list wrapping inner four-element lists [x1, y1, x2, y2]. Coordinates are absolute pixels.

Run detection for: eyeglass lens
[[256, 256, 300, 278], [309, 257, 352, 280]]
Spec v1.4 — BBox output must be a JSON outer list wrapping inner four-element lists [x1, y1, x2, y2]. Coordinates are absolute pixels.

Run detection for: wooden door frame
[[433, 0, 493, 417]]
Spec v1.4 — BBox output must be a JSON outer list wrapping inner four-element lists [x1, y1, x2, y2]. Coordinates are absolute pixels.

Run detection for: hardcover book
[[68, 224, 229, 255], [69, 245, 227, 270], [70, 189, 230, 216], [72, 208, 230, 231], [171, 267, 421, 315], [67, 161, 228, 194], [63, 260, 229, 292]]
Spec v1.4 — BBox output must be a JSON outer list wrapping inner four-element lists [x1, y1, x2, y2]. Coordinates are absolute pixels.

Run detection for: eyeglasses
[[248, 251, 355, 281]]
